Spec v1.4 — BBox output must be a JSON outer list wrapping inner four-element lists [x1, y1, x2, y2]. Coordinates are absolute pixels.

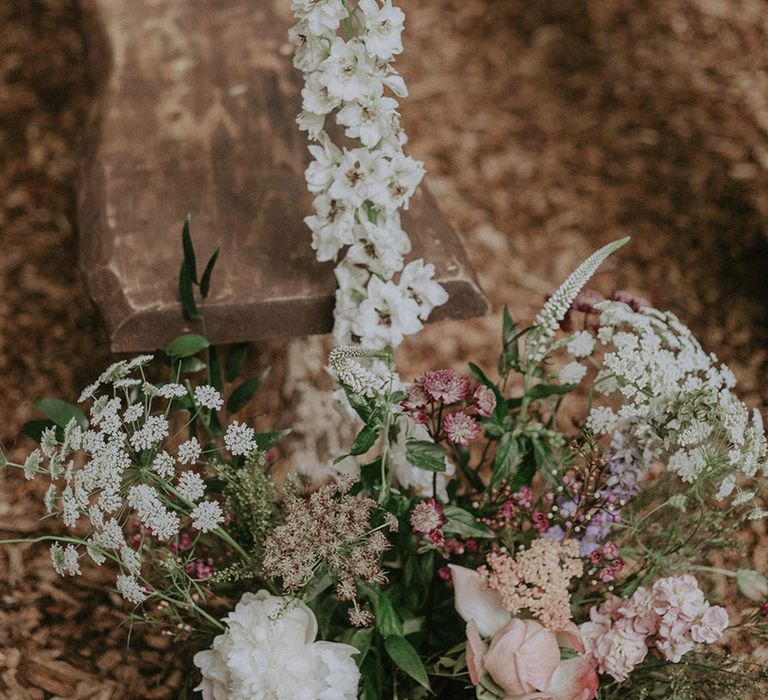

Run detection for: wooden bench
[[77, 0, 488, 352]]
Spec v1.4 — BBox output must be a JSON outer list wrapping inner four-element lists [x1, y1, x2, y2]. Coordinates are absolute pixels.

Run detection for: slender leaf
[[200, 246, 220, 299], [375, 591, 403, 638], [227, 368, 271, 413], [384, 636, 430, 690], [178, 264, 201, 321], [225, 343, 249, 383], [527, 383, 577, 400], [491, 432, 522, 487], [405, 439, 446, 472], [34, 398, 88, 430], [182, 214, 198, 283], [350, 423, 380, 456], [348, 627, 374, 667], [166, 334, 210, 358], [209, 345, 223, 392], [443, 505, 494, 538], [510, 446, 537, 490]]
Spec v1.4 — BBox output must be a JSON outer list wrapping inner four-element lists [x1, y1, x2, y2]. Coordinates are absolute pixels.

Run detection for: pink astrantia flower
[[444, 411, 481, 446], [409, 498, 446, 542], [422, 369, 470, 404], [472, 384, 496, 417]]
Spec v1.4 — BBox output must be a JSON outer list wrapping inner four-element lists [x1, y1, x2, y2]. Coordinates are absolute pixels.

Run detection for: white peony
[[194, 591, 360, 700]]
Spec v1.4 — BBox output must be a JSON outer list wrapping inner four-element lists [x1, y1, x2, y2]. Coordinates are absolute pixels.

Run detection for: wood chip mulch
[[2, 0, 768, 696]]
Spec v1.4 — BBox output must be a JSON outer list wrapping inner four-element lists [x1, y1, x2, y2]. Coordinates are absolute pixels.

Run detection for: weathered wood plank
[[78, 0, 488, 352]]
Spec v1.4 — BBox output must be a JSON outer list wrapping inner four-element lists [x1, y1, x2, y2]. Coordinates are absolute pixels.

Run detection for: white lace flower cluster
[[25, 356, 246, 604], [289, 0, 448, 349], [585, 302, 767, 513], [194, 590, 360, 700]]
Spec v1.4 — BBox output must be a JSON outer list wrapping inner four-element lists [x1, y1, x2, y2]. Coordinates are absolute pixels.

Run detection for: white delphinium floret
[[398, 259, 448, 321], [194, 385, 223, 411], [224, 422, 257, 456], [359, 0, 405, 60], [559, 361, 587, 385], [116, 574, 148, 605], [193, 591, 360, 700], [318, 38, 379, 102], [178, 471, 206, 503], [191, 500, 225, 533], [353, 276, 422, 348], [129, 415, 170, 452], [328, 148, 384, 207], [305, 194, 356, 262], [127, 484, 180, 540], [178, 437, 202, 465], [336, 91, 400, 148], [346, 219, 410, 279], [290, 0, 347, 34], [152, 451, 176, 479]]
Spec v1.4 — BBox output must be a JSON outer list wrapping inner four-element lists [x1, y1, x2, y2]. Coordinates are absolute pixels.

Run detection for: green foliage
[[166, 333, 209, 359]]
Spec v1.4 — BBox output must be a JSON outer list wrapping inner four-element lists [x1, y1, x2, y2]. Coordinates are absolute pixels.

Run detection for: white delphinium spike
[[329, 346, 390, 397], [526, 237, 630, 363]]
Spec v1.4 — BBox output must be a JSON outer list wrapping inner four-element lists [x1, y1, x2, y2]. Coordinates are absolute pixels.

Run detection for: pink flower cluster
[[409, 498, 446, 546], [580, 574, 729, 682], [402, 369, 495, 446]]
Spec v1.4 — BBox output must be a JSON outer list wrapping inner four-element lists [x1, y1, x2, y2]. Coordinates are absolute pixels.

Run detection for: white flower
[[152, 451, 176, 479], [23, 449, 42, 480], [116, 574, 148, 605], [376, 152, 424, 212], [318, 38, 379, 102], [567, 330, 596, 358], [178, 437, 202, 465], [291, 0, 347, 34], [389, 420, 454, 500], [178, 471, 206, 503], [359, 0, 405, 60], [50, 542, 80, 577], [123, 404, 144, 423], [399, 259, 448, 320], [193, 591, 360, 700], [346, 219, 410, 279], [158, 383, 187, 399], [587, 406, 619, 435], [129, 415, 170, 451], [337, 92, 400, 148], [224, 421, 257, 456], [194, 385, 223, 411], [305, 194, 356, 262], [191, 501, 225, 533], [558, 361, 587, 385], [78, 381, 100, 403], [328, 147, 384, 208], [353, 276, 422, 348], [127, 484, 180, 540], [306, 136, 343, 193]]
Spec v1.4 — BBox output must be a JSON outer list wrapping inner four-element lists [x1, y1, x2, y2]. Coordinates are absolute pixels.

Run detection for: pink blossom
[[651, 574, 708, 620], [690, 605, 728, 644], [403, 381, 429, 411], [422, 369, 470, 404], [656, 612, 695, 662], [472, 384, 496, 417], [444, 411, 482, 446], [617, 587, 658, 637], [473, 618, 598, 700], [449, 564, 511, 638], [409, 498, 446, 537], [592, 622, 648, 681]]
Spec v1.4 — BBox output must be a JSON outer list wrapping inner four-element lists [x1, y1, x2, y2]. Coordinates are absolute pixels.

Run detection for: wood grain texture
[[77, 0, 488, 352]]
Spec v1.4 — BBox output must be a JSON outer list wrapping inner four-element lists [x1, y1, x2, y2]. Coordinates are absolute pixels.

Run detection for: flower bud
[[736, 569, 768, 602]]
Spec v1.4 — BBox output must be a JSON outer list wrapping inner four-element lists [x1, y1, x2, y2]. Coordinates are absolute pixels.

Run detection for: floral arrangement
[[3, 1, 768, 699]]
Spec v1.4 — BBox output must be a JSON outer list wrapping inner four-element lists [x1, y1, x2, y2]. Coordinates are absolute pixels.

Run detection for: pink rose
[[449, 564, 510, 638], [478, 619, 598, 700]]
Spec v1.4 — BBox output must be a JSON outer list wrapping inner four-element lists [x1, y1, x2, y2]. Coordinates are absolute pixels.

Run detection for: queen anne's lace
[[289, 0, 448, 349]]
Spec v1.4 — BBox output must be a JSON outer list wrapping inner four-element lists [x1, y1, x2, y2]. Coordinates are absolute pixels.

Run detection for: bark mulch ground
[[1, 0, 768, 696]]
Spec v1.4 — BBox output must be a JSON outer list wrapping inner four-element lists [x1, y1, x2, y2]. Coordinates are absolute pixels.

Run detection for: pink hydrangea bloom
[[422, 369, 470, 404], [473, 384, 496, 417], [592, 622, 648, 681], [444, 411, 482, 446], [651, 574, 708, 621]]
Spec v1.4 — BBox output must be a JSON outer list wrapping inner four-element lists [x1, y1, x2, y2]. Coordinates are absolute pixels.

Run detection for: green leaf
[[166, 334, 210, 359], [527, 383, 577, 400], [179, 356, 207, 374], [208, 345, 223, 392], [225, 342, 249, 383], [491, 432, 522, 487], [200, 246, 220, 299], [23, 419, 61, 443], [348, 627, 374, 667], [374, 591, 403, 638], [226, 368, 271, 413], [178, 263, 201, 322], [34, 398, 88, 431], [405, 439, 446, 472], [182, 214, 198, 283], [350, 423, 379, 456], [510, 445, 537, 490], [254, 429, 291, 452], [443, 504, 494, 538], [383, 636, 430, 690]]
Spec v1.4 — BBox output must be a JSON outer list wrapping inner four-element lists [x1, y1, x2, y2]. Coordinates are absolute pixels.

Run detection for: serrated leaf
[[254, 429, 291, 452], [383, 636, 430, 690], [178, 264, 201, 321], [166, 334, 209, 358], [350, 423, 379, 456], [527, 383, 578, 399], [34, 398, 88, 430], [200, 246, 220, 299], [226, 368, 270, 413], [225, 342, 249, 383], [491, 432, 522, 487], [442, 504, 494, 538], [405, 439, 446, 472], [182, 214, 198, 283]]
